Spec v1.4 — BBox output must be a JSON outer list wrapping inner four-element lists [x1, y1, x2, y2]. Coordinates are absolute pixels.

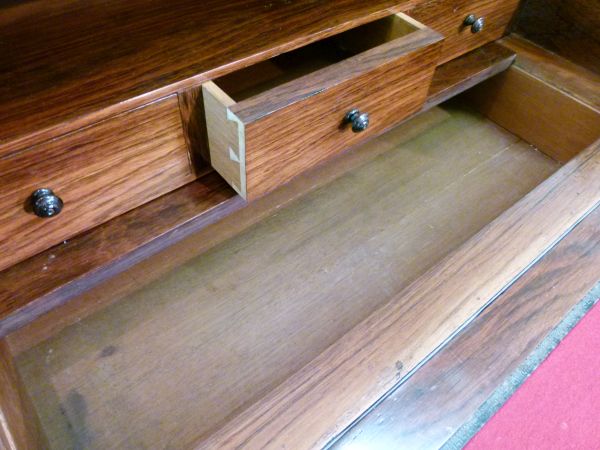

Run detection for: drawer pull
[[463, 14, 485, 33], [31, 188, 63, 218], [345, 109, 370, 133]]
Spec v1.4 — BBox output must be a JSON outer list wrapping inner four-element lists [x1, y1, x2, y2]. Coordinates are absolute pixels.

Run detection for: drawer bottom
[[11, 101, 561, 449]]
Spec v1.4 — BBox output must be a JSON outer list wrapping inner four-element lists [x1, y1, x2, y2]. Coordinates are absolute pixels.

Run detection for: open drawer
[[202, 12, 443, 200], [2, 48, 600, 450]]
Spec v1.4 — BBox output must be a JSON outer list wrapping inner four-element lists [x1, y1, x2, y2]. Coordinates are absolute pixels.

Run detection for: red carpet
[[466, 300, 600, 450]]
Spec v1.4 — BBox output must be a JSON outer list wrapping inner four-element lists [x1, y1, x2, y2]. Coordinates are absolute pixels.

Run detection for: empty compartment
[[8, 97, 566, 449]]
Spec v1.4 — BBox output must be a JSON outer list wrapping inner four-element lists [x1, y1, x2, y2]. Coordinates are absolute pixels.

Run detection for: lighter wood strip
[[202, 82, 245, 197], [198, 140, 600, 449]]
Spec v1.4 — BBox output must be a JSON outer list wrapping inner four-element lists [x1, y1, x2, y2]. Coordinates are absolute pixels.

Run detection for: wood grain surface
[[0, 96, 195, 271], [515, 0, 600, 73], [333, 205, 600, 450], [424, 42, 516, 108], [238, 20, 443, 199], [6, 108, 452, 355], [0, 173, 241, 338], [500, 35, 600, 110], [12, 105, 560, 449], [0, 0, 414, 157], [198, 139, 600, 449], [0, 100, 456, 341], [466, 66, 600, 162], [409, 0, 520, 64], [0, 339, 47, 450]]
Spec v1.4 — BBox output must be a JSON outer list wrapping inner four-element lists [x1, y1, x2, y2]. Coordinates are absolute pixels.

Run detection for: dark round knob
[[464, 14, 485, 33], [345, 108, 370, 133], [31, 188, 63, 218]]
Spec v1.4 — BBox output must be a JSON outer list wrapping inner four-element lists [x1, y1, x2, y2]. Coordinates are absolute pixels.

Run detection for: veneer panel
[[0, 0, 410, 156]]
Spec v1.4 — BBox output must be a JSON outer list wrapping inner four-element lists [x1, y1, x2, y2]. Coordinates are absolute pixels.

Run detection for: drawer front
[[410, 0, 521, 64], [0, 96, 195, 271], [203, 13, 443, 200]]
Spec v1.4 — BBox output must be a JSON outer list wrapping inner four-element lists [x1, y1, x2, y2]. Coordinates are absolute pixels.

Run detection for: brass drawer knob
[[345, 108, 370, 133], [31, 188, 63, 218], [464, 14, 485, 33]]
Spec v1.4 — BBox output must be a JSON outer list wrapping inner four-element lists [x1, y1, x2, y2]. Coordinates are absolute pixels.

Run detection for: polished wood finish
[[409, 0, 520, 64], [0, 43, 564, 341], [0, 173, 241, 337], [12, 106, 560, 449], [200, 139, 600, 449], [500, 35, 600, 110], [465, 66, 600, 162], [334, 205, 600, 450], [203, 13, 443, 199], [0, 339, 47, 450], [0, 1, 413, 157], [2, 64, 499, 339], [0, 96, 195, 271], [6, 109, 453, 353], [515, 0, 600, 73], [424, 42, 516, 108]]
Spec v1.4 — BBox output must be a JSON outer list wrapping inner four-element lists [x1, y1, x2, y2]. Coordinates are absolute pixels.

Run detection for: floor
[[466, 298, 600, 450]]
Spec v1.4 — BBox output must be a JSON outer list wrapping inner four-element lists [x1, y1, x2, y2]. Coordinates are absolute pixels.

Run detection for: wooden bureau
[[0, 1, 599, 449], [0, 96, 195, 271]]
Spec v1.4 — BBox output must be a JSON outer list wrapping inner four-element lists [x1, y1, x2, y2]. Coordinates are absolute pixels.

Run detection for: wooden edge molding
[[424, 42, 516, 109], [500, 35, 600, 111], [333, 205, 600, 449], [196, 140, 600, 449], [0, 47, 517, 339], [0, 339, 48, 450]]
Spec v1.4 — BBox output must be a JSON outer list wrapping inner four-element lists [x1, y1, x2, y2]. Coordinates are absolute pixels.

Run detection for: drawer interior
[[213, 13, 422, 102], [7, 97, 564, 449]]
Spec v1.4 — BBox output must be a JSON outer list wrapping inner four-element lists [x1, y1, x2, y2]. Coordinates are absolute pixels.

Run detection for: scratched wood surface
[[13, 103, 560, 450], [7, 108, 452, 355]]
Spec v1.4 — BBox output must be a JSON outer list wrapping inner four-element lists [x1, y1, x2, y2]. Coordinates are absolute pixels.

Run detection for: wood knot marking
[[100, 345, 117, 358], [395, 360, 404, 378]]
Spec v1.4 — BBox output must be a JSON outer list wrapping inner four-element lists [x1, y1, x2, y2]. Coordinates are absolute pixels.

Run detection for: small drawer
[[409, 0, 521, 64], [202, 13, 443, 200], [0, 95, 195, 271]]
